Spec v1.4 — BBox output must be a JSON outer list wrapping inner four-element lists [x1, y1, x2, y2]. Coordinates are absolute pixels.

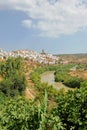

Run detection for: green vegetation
[[30, 66, 59, 98], [76, 63, 87, 70], [0, 57, 26, 97], [0, 59, 87, 130], [53, 86, 87, 130], [0, 86, 87, 130], [55, 64, 85, 88], [0, 97, 39, 130]]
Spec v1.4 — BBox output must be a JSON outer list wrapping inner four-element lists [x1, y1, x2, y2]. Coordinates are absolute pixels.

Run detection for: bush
[[53, 86, 87, 130], [0, 92, 64, 130], [0, 98, 39, 130], [30, 72, 41, 85], [0, 74, 26, 97], [64, 77, 82, 88], [0, 57, 26, 97], [54, 64, 84, 88]]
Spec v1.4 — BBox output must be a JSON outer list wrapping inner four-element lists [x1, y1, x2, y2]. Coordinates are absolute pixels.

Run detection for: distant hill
[[55, 53, 87, 63], [55, 53, 87, 58]]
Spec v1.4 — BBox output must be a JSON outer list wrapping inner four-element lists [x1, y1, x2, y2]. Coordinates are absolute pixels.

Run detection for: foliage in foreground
[[53, 86, 87, 130], [0, 86, 87, 130], [0, 92, 64, 130]]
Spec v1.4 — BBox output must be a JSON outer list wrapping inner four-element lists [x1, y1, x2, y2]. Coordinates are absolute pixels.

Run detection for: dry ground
[[69, 70, 87, 80], [0, 76, 3, 82]]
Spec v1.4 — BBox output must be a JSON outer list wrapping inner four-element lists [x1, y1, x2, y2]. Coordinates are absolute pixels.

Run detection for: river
[[41, 71, 73, 91]]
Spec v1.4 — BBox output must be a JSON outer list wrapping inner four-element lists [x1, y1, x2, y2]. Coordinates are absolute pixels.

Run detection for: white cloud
[[22, 19, 32, 28], [0, 0, 87, 37]]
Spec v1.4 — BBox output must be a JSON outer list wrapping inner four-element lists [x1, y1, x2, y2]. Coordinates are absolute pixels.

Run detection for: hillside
[[56, 53, 87, 63]]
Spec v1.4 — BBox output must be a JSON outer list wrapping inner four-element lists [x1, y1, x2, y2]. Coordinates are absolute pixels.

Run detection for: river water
[[41, 71, 72, 91]]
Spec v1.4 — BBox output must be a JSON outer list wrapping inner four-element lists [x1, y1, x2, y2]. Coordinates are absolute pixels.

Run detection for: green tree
[[0, 57, 26, 97]]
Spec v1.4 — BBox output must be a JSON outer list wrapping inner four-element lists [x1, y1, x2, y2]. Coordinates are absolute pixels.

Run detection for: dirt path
[[25, 72, 36, 99]]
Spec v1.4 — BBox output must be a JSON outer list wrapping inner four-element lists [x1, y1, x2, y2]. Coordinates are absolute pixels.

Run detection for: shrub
[[0, 98, 39, 130], [53, 86, 87, 130], [64, 77, 82, 88]]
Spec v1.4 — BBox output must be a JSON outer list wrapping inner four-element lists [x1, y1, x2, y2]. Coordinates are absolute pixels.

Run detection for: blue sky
[[0, 0, 87, 54]]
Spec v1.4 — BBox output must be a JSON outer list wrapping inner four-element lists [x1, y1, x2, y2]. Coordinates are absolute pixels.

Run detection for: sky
[[0, 0, 87, 54]]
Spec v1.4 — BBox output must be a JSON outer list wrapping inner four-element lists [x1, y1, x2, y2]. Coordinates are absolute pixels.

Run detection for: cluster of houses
[[0, 48, 59, 65]]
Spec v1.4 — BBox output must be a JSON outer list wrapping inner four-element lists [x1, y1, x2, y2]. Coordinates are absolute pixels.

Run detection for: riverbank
[[41, 71, 73, 91]]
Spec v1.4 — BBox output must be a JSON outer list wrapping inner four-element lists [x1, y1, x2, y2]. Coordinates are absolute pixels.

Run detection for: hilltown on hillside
[[0, 48, 60, 65]]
